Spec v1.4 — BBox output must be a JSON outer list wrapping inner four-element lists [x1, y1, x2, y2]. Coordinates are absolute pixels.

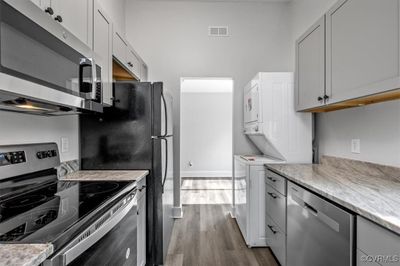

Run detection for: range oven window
[[0, 1, 101, 101]]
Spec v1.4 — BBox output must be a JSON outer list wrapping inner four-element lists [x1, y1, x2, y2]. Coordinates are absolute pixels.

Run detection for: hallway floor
[[165, 178, 278, 266]]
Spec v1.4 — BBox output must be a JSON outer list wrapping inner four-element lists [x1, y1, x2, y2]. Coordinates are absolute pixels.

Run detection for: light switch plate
[[61, 137, 69, 153], [351, 139, 360, 154]]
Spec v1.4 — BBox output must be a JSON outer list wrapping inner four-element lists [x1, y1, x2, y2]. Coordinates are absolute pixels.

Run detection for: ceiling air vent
[[208, 26, 229, 37]]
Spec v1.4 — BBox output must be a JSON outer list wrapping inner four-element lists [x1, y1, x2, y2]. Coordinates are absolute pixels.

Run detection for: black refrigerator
[[80, 81, 174, 266]]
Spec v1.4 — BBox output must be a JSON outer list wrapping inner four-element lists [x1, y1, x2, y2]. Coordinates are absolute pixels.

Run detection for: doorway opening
[[180, 77, 233, 205]]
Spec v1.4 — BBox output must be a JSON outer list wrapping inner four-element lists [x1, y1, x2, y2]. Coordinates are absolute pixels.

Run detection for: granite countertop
[[0, 244, 53, 266], [266, 156, 400, 235], [61, 170, 149, 182]]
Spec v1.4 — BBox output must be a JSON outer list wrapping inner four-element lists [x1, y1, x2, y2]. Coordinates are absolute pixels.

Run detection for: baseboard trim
[[172, 206, 183, 219], [181, 170, 232, 178]]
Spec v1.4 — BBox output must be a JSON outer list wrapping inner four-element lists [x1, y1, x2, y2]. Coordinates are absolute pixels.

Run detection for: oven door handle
[[47, 193, 137, 266]]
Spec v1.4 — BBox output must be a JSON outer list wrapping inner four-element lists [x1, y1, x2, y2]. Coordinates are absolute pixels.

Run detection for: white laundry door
[[244, 84, 260, 124]]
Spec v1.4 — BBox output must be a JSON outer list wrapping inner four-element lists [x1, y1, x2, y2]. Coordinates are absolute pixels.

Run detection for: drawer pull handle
[[267, 176, 277, 182], [267, 192, 278, 199], [267, 224, 277, 234]]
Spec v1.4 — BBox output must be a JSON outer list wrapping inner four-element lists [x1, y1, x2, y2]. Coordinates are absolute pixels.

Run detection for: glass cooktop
[[0, 176, 132, 247]]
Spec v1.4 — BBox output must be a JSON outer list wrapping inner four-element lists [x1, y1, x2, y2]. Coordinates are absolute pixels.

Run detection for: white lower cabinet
[[137, 177, 147, 266], [265, 169, 287, 266], [357, 216, 400, 266], [266, 214, 286, 266]]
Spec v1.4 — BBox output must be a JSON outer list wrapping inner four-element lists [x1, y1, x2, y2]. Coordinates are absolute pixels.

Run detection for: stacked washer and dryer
[[233, 72, 312, 248]]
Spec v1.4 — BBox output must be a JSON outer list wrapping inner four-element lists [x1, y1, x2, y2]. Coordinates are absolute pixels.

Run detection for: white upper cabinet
[[297, 0, 400, 111], [295, 16, 326, 111], [93, 1, 113, 106], [51, 0, 93, 47], [140, 63, 148, 82], [113, 31, 128, 66], [326, 0, 399, 104], [113, 30, 142, 80], [30, 0, 52, 12], [126, 49, 141, 79]]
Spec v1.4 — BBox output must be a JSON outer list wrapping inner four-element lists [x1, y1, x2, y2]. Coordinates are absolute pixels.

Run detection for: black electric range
[[0, 143, 138, 264]]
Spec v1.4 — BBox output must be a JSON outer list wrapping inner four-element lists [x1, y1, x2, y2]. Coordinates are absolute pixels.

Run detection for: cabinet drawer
[[265, 169, 286, 195], [357, 216, 400, 266], [265, 185, 286, 232], [266, 214, 286, 266]]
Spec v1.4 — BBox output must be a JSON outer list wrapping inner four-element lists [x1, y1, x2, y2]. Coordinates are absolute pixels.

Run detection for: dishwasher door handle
[[304, 202, 318, 216], [293, 193, 340, 233]]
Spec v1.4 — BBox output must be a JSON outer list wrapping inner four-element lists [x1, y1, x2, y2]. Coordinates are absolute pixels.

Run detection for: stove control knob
[[47, 151, 52, 157], [37, 152, 43, 159], [4, 154, 12, 162]]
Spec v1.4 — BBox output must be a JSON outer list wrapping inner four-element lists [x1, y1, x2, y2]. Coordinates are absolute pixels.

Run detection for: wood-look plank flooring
[[181, 179, 232, 205], [165, 179, 278, 266]]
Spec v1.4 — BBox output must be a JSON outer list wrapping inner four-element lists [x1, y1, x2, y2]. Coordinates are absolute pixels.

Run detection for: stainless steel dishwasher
[[287, 181, 355, 266]]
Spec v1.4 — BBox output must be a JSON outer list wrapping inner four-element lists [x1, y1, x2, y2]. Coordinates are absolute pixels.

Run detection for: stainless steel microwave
[[0, 0, 103, 115]]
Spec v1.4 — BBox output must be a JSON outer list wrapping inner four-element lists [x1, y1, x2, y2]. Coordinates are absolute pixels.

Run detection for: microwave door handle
[[79, 58, 93, 94], [90, 58, 97, 100], [79, 60, 89, 92]]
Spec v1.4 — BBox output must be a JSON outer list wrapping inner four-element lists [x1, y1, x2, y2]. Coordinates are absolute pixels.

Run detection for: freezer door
[[80, 81, 152, 170]]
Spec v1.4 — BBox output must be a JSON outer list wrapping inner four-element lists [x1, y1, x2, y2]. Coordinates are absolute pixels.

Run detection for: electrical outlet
[[351, 139, 360, 154], [61, 137, 69, 153]]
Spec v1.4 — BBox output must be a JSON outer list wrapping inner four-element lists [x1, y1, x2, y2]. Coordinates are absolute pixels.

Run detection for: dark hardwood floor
[[165, 204, 279, 266]]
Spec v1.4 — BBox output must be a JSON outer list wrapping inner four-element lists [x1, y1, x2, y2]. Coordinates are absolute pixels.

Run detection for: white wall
[[125, 0, 292, 200], [290, 0, 400, 167], [0, 112, 79, 162], [98, 0, 126, 34], [180, 79, 233, 178]]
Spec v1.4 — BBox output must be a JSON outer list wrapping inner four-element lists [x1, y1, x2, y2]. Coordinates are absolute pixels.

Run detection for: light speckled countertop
[[266, 156, 400, 235], [0, 244, 53, 266], [60, 170, 149, 182]]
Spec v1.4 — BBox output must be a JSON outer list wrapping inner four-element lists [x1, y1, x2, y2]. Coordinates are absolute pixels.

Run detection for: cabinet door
[[127, 49, 141, 79], [326, 0, 399, 104], [94, 2, 113, 106], [141, 63, 148, 82], [113, 31, 128, 66], [30, 0, 52, 12], [295, 16, 326, 111], [52, 0, 93, 46], [137, 192, 146, 266]]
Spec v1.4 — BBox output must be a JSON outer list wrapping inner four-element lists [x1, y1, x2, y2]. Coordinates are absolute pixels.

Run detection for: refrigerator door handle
[[152, 135, 172, 140], [161, 137, 168, 193], [161, 92, 168, 137]]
